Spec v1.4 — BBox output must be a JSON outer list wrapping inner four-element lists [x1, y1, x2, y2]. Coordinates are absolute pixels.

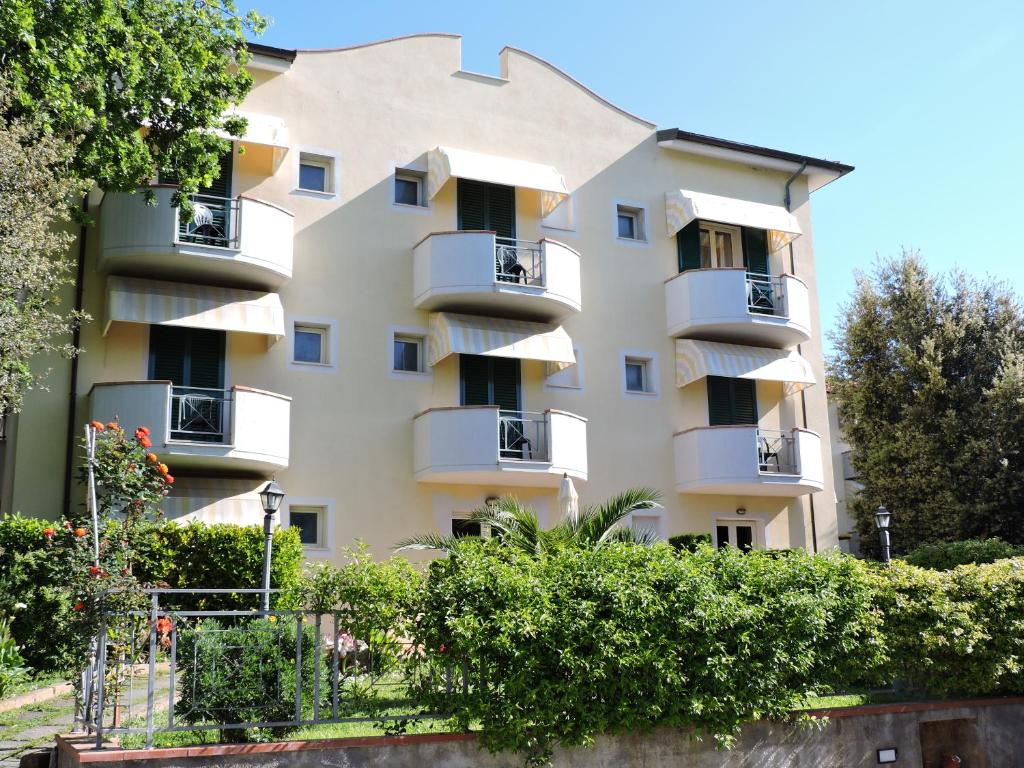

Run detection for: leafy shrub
[[903, 538, 1024, 570], [413, 542, 883, 764], [0, 516, 303, 672], [667, 533, 712, 552], [174, 617, 321, 742], [0, 614, 29, 698]]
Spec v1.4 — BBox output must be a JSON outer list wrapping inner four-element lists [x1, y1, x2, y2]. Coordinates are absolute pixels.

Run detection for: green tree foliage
[[830, 251, 1024, 553], [903, 538, 1024, 570], [0, 82, 89, 414], [0, 0, 266, 197]]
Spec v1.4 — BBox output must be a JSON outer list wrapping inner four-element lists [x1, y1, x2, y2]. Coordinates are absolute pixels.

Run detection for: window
[[452, 518, 482, 538], [698, 222, 743, 269], [616, 204, 646, 242], [707, 376, 757, 425], [394, 170, 425, 207], [393, 335, 423, 373], [622, 353, 657, 396], [625, 358, 648, 392], [293, 324, 327, 365], [298, 152, 334, 194], [289, 506, 326, 548], [715, 521, 758, 552]]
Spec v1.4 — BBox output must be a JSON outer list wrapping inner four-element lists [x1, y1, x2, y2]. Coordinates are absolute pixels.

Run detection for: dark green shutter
[[742, 227, 769, 276], [460, 355, 491, 405], [457, 179, 516, 239], [490, 358, 521, 411], [186, 330, 226, 389], [149, 326, 225, 389], [459, 354, 520, 409], [707, 376, 758, 426], [676, 221, 701, 272], [159, 149, 233, 198], [149, 326, 188, 384]]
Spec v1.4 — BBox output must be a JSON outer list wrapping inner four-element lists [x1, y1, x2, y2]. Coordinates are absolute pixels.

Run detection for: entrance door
[[715, 521, 756, 552], [460, 355, 526, 458], [149, 326, 226, 442]]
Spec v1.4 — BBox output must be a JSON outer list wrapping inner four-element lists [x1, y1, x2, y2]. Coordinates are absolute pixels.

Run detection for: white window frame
[[712, 517, 766, 551], [282, 499, 336, 559], [698, 220, 744, 269], [293, 147, 340, 199], [388, 325, 431, 380], [544, 346, 584, 392], [287, 316, 339, 372], [293, 324, 327, 365], [392, 168, 428, 210], [614, 201, 649, 245], [620, 350, 659, 398]]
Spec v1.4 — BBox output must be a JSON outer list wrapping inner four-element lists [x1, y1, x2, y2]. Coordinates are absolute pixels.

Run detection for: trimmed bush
[[903, 538, 1024, 570], [0, 516, 303, 672], [667, 532, 712, 552]]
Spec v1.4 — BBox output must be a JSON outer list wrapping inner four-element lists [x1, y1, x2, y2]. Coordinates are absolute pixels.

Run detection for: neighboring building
[[828, 394, 863, 554], [0, 34, 853, 559]]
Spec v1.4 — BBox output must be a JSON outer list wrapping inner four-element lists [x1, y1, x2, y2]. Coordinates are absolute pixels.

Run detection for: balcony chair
[[177, 393, 222, 439], [758, 435, 781, 473], [495, 249, 529, 284], [500, 419, 533, 460], [186, 203, 226, 245]]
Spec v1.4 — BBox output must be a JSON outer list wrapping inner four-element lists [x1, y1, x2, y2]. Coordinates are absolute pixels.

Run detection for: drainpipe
[[784, 163, 818, 552], [62, 196, 88, 516]]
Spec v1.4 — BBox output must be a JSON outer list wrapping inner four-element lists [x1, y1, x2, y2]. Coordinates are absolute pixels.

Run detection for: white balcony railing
[[99, 186, 294, 288], [413, 231, 581, 320], [414, 405, 587, 487], [665, 268, 811, 348], [673, 425, 823, 496]]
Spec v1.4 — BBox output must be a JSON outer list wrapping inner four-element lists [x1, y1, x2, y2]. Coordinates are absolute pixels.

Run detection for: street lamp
[[258, 480, 285, 613], [874, 505, 892, 565]]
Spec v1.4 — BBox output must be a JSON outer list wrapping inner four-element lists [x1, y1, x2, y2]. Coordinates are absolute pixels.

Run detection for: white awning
[[665, 189, 802, 252], [675, 339, 815, 392], [217, 110, 289, 148], [428, 312, 576, 370], [427, 146, 569, 217], [105, 276, 285, 339], [161, 478, 264, 524]]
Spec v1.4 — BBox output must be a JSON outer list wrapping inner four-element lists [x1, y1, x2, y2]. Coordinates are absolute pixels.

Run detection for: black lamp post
[[874, 505, 892, 565], [258, 480, 285, 613]]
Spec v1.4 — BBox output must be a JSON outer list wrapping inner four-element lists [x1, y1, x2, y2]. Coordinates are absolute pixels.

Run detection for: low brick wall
[[55, 697, 1024, 768]]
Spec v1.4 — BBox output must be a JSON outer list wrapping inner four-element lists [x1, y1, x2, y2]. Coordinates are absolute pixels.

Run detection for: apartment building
[[828, 396, 863, 554], [0, 34, 853, 559]]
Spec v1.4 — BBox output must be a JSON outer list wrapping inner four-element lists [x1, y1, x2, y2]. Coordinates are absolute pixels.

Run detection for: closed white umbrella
[[558, 472, 579, 522]]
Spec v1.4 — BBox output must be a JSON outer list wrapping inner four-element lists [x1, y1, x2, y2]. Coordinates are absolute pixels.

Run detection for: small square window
[[294, 325, 326, 365], [289, 506, 325, 547], [393, 335, 423, 373], [298, 153, 333, 193], [625, 358, 649, 393], [616, 204, 645, 241], [394, 171, 425, 206]]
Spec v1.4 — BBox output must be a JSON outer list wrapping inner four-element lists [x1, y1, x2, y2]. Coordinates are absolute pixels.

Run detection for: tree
[[396, 488, 662, 554], [0, 83, 89, 414], [829, 251, 1024, 553], [0, 0, 266, 199]]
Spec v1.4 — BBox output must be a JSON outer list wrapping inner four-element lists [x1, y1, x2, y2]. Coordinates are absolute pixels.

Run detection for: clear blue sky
[[241, 0, 1024, 355]]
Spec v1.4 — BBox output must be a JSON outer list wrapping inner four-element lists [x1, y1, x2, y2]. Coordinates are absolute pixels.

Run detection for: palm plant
[[395, 488, 662, 554]]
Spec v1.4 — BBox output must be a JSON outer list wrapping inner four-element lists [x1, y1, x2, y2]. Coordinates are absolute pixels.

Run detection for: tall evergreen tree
[[830, 251, 1024, 553]]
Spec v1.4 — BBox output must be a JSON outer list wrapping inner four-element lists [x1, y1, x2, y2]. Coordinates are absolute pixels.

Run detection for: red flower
[[164, 474, 175, 485], [89, 420, 105, 432], [42, 527, 55, 539], [155, 617, 173, 635], [137, 426, 151, 436], [158, 463, 169, 475], [73, 601, 85, 612], [74, 527, 87, 538], [106, 421, 119, 431], [438, 644, 446, 654], [139, 436, 152, 448], [88, 565, 102, 577]]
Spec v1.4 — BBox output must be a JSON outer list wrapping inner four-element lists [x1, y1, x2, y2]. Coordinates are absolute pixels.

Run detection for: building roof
[[656, 128, 853, 175], [246, 42, 297, 62]]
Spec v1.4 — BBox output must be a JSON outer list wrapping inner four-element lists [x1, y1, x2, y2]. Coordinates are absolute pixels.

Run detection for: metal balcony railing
[[757, 428, 798, 474], [746, 272, 787, 317], [495, 237, 545, 287], [498, 410, 550, 461], [177, 193, 240, 249], [170, 386, 231, 443]]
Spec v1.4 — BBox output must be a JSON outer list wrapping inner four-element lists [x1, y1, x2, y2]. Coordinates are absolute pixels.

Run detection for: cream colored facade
[[0, 34, 853, 559], [828, 397, 862, 554]]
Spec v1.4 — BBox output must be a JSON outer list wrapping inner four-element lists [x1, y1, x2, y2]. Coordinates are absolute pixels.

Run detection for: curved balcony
[[99, 186, 294, 289], [89, 381, 290, 475], [413, 406, 587, 486], [665, 269, 811, 348], [413, 231, 581, 321], [673, 426, 823, 496]]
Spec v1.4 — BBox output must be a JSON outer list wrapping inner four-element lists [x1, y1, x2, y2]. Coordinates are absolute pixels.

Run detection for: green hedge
[[667, 532, 712, 552], [902, 538, 1024, 569], [0, 515, 303, 672]]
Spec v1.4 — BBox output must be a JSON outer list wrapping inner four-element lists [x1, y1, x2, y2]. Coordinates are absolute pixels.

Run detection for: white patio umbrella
[[558, 472, 579, 522]]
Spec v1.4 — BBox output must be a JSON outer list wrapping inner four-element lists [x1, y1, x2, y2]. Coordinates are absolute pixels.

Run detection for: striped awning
[[675, 339, 816, 392], [427, 146, 569, 217], [105, 276, 284, 339], [665, 189, 802, 252], [428, 312, 576, 370], [161, 478, 265, 524]]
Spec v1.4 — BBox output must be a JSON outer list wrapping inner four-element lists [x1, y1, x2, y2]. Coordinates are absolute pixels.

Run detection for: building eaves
[[656, 128, 854, 176], [246, 42, 297, 62]]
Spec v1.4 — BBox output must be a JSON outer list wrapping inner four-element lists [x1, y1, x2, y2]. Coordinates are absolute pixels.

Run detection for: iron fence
[[494, 238, 544, 287], [81, 589, 458, 749], [745, 273, 787, 317], [757, 429, 798, 474], [498, 410, 550, 461], [177, 194, 240, 249], [170, 387, 230, 443]]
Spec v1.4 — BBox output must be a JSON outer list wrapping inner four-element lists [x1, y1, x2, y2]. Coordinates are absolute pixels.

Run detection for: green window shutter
[[490, 357, 521, 411], [676, 221, 701, 272], [742, 227, 770, 276], [457, 178, 486, 231], [148, 326, 225, 389], [459, 355, 521, 409], [486, 183, 516, 240], [457, 179, 516, 238], [707, 376, 758, 426], [149, 326, 188, 384], [460, 354, 491, 405], [159, 149, 233, 198], [186, 329, 226, 390]]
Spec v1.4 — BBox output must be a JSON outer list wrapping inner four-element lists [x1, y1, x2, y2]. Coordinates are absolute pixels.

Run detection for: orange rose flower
[[74, 527, 87, 538], [89, 420, 105, 432], [146, 453, 158, 463], [138, 436, 153, 448], [158, 463, 169, 475], [106, 421, 119, 431], [137, 426, 151, 436], [42, 527, 55, 539], [164, 474, 175, 484]]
